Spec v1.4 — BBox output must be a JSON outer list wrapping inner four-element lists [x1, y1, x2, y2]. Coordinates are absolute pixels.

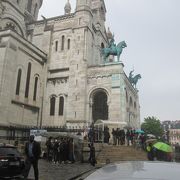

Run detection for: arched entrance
[[92, 91, 108, 123]]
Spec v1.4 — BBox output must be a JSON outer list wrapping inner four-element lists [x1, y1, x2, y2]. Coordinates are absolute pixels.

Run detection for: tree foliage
[[141, 116, 163, 137]]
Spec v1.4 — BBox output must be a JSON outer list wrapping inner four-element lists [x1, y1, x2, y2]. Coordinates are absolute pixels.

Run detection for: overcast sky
[[39, 0, 180, 121]]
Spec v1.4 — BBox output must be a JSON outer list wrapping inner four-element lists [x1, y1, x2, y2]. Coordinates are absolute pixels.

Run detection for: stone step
[[96, 145, 148, 163]]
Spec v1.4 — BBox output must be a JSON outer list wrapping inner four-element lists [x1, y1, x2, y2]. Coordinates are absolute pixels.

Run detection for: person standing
[[68, 138, 75, 163], [23, 135, 41, 180], [46, 136, 53, 161], [53, 139, 59, 164], [146, 143, 154, 161], [88, 143, 96, 166], [112, 128, 116, 145], [126, 129, 130, 146]]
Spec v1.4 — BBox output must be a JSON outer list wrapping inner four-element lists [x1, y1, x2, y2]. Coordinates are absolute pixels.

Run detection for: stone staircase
[[96, 144, 148, 164]]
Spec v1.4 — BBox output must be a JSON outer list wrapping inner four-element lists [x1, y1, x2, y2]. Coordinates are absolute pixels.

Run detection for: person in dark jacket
[[23, 135, 41, 180], [147, 143, 154, 161], [88, 143, 96, 166]]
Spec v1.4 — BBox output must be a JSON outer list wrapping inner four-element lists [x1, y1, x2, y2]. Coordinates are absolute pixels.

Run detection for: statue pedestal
[[109, 55, 114, 62]]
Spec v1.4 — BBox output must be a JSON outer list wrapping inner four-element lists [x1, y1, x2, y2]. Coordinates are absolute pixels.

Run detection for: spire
[[107, 27, 113, 40], [64, 0, 71, 15]]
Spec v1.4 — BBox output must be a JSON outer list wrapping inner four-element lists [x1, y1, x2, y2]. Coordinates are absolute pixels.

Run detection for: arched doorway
[[92, 91, 108, 123]]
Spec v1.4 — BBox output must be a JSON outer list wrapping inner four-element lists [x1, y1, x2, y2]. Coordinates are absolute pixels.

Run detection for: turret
[[0, 0, 43, 38], [64, 0, 71, 15], [91, 0, 106, 25], [25, 0, 43, 23], [76, 0, 91, 12], [107, 27, 113, 40]]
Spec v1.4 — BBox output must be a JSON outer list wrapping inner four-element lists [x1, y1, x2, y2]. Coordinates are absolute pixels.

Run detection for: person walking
[[23, 135, 41, 180]]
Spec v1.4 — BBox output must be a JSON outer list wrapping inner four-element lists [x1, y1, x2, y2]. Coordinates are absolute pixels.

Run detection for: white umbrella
[[147, 134, 156, 138]]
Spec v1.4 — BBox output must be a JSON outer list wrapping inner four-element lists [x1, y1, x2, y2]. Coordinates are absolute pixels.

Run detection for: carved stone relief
[[47, 78, 68, 86]]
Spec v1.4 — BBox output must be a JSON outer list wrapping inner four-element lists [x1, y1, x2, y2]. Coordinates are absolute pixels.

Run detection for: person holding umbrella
[[153, 142, 173, 162], [146, 142, 155, 161]]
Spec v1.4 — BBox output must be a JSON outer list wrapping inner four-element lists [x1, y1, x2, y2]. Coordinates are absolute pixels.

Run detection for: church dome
[[107, 27, 113, 39], [64, 0, 71, 15]]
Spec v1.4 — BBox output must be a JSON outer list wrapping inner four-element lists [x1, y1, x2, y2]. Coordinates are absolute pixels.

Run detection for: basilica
[[0, 0, 140, 138]]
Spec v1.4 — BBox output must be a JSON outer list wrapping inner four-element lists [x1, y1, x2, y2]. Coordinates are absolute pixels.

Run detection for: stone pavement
[[28, 160, 98, 180]]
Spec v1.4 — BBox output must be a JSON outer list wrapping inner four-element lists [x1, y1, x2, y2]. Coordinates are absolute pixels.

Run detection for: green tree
[[141, 116, 163, 137]]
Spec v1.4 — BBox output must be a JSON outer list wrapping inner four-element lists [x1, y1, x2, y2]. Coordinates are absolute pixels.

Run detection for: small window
[[67, 39, 70, 50], [61, 36, 65, 51], [101, 43, 104, 49], [15, 69, 22, 95], [129, 97, 133, 107], [33, 77, 38, 101], [55, 41, 58, 51], [126, 90, 128, 103], [59, 97, 64, 116], [50, 97, 56, 116], [25, 62, 31, 98]]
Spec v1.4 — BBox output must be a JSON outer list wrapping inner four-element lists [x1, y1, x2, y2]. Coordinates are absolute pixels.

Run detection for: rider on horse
[[102, 34, 127, 62], [108, 36, 116, 54], [129, 70, 134, 80]]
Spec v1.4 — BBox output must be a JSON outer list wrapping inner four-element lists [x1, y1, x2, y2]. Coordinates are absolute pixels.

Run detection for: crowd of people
[[88, 125, 147, 149], [45, 137, 75, 164], [22, 127, 175, 180], [112, 128, 146, 149]]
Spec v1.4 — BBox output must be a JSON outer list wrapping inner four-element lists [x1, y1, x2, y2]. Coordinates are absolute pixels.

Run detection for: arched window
[[33, 77, 38, 101], [125, 90, 128, 103], [101, 43, 104, 49], [134, 102, 137, 109], [34, 3, 38, 16], [129, 97, 133, 107], [55, 41, 58, 51], [67, 39, 70, 50], [59, 97, 64, 116], [25, 62, 31, 98], [92, 91, 108, 122], [61, 35, 65, 51], [27, 0, 32, 13], [15, 69, 22, 95], [50, 97, 56, 116]]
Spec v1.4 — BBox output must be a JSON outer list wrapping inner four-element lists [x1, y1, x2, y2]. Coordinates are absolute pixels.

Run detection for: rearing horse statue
[[129, 74, 141, 88], [102, 40, 127, 62]]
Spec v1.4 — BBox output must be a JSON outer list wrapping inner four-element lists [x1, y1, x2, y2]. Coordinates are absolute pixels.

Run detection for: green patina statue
[[128, 70, 141, 88], [102, 36, 127, 62]]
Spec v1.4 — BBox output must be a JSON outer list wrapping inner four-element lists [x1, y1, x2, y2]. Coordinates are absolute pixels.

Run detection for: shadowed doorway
[[92, 91, 108, 123]]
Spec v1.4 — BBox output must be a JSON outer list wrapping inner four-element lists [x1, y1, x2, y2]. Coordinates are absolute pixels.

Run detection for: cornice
[[0, 30, 47, 63]]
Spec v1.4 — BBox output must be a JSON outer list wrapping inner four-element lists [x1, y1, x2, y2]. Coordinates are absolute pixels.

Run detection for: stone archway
[[92, 91, 108, 123]]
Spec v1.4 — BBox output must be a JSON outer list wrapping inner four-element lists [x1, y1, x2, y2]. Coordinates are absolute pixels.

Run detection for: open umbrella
[[135, 129, 144, 134], [147, 134, 156, 138], [153, 142, 173, 153], [145, 138, 157, 144]]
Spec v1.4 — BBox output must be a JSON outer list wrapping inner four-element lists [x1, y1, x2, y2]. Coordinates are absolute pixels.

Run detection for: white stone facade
[[169, 129, 180, 145], [0, 0, 141, 131]]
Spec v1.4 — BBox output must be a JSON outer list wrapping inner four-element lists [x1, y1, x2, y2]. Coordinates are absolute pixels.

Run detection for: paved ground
[[27, 160, 98, 180]]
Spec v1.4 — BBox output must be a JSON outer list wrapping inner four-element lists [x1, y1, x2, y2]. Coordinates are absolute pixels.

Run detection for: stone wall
[[0, 30, 46, 127]]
